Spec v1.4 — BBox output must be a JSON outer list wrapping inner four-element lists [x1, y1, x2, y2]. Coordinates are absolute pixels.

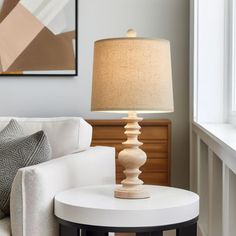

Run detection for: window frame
[[229, 0, 236, 125]]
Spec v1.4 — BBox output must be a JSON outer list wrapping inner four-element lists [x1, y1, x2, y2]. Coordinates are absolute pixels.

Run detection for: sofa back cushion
[[0, 117, 92, 158]]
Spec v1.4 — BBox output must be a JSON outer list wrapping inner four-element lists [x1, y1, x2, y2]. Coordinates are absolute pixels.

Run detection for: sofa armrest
[[10, 146, 115, 236]]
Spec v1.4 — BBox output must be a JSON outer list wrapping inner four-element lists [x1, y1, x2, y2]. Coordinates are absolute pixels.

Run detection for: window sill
[[193, 122, 236, 156]]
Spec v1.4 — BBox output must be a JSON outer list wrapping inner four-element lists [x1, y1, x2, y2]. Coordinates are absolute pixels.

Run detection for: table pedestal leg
[[59, 224, 80, 236], [137, 232, 163, 236], [176, 223, 197, 236], [81, 230, 108, 236]]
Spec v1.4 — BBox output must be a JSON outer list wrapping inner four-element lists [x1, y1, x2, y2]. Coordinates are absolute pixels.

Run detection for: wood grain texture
[[87, 119, 171, 186]]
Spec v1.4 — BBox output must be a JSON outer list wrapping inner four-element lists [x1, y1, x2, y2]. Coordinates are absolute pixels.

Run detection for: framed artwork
[[0, 0, 78, 76]]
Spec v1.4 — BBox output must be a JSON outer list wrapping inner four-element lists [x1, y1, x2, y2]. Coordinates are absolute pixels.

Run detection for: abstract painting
[[0, 0, 78, 76]]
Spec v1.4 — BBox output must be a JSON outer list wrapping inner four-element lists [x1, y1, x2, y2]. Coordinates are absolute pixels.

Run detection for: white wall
[[0, 0, 189, 189]]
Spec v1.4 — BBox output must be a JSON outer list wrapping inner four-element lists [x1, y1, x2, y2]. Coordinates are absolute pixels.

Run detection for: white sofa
[[0, 117, 116, 236]]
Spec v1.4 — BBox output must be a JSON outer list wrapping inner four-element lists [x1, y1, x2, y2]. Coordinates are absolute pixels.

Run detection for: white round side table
[[54, 185, 199, 236]]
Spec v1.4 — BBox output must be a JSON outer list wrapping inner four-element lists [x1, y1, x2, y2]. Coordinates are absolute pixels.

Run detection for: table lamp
[[91, 29, 174, 199]]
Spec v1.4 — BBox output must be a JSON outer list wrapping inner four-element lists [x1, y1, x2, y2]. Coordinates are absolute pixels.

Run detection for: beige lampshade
[[91, 37, 174, 113]]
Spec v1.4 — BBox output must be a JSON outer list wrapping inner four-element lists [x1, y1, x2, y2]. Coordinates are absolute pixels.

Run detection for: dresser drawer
[[92, 126, 126, 140], [92, 126, 168, 140], [140, 126, 168, 140]]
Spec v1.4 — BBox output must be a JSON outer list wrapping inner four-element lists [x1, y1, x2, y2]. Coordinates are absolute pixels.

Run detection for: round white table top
[[54, 185, 199, 228]]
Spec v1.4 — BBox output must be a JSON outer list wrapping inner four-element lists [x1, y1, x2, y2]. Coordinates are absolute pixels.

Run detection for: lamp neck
[[128, 111, 138, 119]]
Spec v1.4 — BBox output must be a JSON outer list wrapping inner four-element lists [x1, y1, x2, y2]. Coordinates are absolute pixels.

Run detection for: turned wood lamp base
[[114, 111, 150, 199], [114, 186, 150, 199]]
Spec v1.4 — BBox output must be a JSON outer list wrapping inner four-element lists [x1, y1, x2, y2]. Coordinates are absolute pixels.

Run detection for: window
[[192, 0, 236, 125]]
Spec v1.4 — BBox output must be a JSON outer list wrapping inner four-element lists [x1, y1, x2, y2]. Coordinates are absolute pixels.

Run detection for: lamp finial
[[126, 29, 137, 38]]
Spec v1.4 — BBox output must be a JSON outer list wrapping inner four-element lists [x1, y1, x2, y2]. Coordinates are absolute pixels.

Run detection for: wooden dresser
[[87, 119, 171, 186]]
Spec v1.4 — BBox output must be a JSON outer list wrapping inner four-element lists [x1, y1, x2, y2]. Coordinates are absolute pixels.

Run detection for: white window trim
[[229, 0, 236, 125]]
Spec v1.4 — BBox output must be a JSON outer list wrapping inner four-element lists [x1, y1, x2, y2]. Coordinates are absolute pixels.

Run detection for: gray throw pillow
[[0, 119, 51, 219]]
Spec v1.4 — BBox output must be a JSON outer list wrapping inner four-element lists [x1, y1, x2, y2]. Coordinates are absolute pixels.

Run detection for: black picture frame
[[0, 0, 78, 77]]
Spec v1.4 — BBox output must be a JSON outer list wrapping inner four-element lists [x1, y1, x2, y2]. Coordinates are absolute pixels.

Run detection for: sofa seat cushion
[[0, 117, 92, 158], [0, 217, 11, 236]]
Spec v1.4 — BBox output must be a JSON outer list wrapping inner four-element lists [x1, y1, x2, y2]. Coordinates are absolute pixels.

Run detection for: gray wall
[[0, 0, 190, 189]]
